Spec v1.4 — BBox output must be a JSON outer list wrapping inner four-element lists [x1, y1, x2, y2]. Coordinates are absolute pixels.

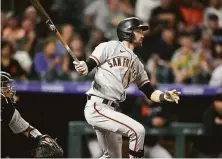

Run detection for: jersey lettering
[[113, 58, 117, 67], [117, 58, 121, 66], [106, 57, 137, 88], [107, 57, 134, 69]]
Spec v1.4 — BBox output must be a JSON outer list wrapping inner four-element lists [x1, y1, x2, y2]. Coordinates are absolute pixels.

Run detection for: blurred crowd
[[1, 0, 222, 85]]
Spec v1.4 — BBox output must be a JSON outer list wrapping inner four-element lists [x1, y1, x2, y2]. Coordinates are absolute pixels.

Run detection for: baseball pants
[[84, 96, 145, 158]]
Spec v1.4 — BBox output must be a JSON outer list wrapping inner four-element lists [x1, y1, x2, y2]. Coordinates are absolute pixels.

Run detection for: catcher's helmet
[[1, 71, 16, 102], [117, 17, 149, 42]]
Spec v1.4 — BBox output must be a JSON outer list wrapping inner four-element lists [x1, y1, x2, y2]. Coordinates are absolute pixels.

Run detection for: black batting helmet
[[117, 17, 149, 42]]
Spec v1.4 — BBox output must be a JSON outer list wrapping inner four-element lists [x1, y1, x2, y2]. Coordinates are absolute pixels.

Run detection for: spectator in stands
[[84, 0, 114, 34], [209, 64, 222, 86], [1, 12, 7, 33], [2, 15, 26, 50], [119, 0, 134, 16], [150, 0, 183, 29], [193, 91, 222, 157], [86, 28, 108, 55], [171, 32, 194, 83], [34, 37, 67, 81], [178, 0, 203, 31], [209, 35, 222, 86], [70, 34, 86, 61], [135, 0, 161, 24], [24, 6, 48, 38], [23, 6, 38, 24], [146, 27, 176, 83], [21, 18, 37, 56], [1, 40, 27, 80], [213, 37, 222, 67], [192, 31, 213, 84], [56, 24, 74, 57], [104, 0, 129, 40], [204, 14, 221, 35], [204, 0, 222, 27], [10, 18, 36, 74], [84, 0, 129, 40]]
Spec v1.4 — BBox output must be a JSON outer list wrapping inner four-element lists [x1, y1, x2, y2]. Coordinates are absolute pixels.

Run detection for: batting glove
[[73, 61, 88, 75], [164, 89, 181, 104]]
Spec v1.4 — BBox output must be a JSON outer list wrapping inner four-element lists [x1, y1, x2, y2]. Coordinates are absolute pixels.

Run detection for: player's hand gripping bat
[[30, 0, 79, 63]]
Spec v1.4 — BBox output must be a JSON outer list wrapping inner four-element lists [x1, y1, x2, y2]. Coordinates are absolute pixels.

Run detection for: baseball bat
[[30, 0, 79, 63]]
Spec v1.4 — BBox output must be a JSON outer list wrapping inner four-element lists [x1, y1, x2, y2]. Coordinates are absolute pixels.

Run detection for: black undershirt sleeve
[[139, 82, 155, 99], [139, 82, 165, 102], [86, 58, 97, 72]]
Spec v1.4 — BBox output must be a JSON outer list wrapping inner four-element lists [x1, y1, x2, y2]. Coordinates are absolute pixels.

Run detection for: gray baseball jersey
[[86, 41, 150, 102]]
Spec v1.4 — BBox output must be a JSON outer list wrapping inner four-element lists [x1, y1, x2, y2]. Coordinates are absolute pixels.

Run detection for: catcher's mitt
[[32, 134, 63, 158]]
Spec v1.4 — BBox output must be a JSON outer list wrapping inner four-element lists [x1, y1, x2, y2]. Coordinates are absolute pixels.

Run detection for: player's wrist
[[86, 58, 97, 72], [150, 90, 163, 103], [28, 126, 42, 140], [159, 93, 166, 103]]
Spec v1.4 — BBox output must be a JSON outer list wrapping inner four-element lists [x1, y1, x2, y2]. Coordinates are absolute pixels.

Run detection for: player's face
[[1, 87, 14, 98], [44, 42, 56, 56], [133, 28, 144, 47]]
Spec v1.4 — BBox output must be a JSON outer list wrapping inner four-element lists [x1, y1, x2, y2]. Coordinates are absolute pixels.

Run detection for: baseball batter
[[73, 17, 180, 158]]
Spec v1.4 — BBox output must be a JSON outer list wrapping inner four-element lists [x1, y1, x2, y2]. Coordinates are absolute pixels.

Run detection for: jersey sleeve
[[89, 43, 107, 66], [134, 60, 150, 88]]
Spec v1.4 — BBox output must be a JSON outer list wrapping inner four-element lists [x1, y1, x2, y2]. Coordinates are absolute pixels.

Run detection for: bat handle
[[66, 47, 80, 63]]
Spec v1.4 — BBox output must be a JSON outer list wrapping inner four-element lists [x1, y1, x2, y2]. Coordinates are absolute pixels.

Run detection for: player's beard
[[133, 38, 143, 47]]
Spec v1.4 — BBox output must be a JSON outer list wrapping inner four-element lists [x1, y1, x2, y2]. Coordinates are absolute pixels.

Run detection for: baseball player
[[1, 71, 63, 158], [73, 17, 180, 158]]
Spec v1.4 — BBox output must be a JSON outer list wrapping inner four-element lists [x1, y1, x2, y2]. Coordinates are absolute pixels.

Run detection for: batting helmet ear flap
[[117, 30, 131, 42], [117, 29, 135, 42]]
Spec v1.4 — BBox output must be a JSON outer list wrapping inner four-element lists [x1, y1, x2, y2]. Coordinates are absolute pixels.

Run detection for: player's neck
[[122, 41, 135, 51]]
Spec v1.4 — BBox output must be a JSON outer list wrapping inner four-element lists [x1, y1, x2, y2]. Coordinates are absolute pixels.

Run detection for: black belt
[[87, 95, 118, 108]]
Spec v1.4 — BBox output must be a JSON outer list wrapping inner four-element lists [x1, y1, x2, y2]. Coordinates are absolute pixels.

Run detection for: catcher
[[1, 71, 63, 158]]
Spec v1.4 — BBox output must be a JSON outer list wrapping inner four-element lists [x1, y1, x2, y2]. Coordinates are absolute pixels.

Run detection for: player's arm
[[1, 94, 41, 137], [139, 82, 180, 103], [73, 42, 107, 75]]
